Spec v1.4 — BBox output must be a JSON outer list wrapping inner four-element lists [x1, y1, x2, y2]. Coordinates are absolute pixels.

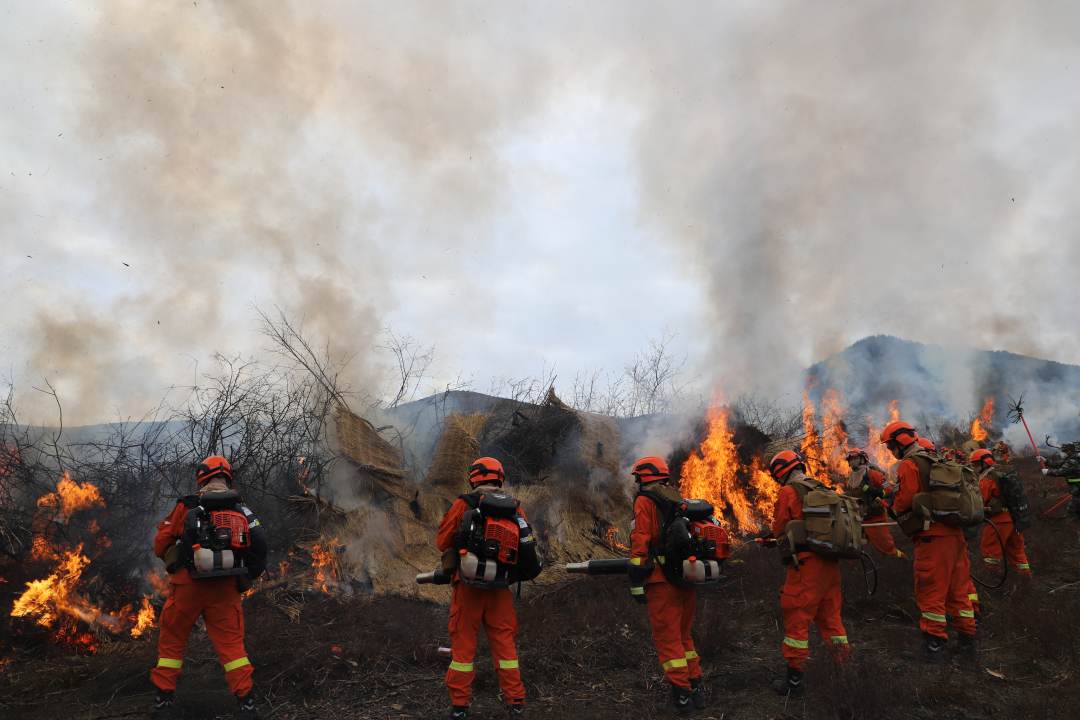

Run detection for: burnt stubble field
[[3, 459, 1079, 720]]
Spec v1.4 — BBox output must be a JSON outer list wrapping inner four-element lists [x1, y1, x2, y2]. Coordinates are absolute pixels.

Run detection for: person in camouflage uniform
[[1043, 442, 1080, 517]]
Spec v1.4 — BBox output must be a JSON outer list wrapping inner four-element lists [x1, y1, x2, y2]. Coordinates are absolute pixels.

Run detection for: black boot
[[151, 690, 174, 719], [690, 678, 706, 710], [449, 706, 469, 720], [670, 683, 694, 715], [922, 633, 946, 664], [957, 633, 977, 663], [508, 703, 525, 717], [771, 666, 804, 697], [237, 691, 260, 719]]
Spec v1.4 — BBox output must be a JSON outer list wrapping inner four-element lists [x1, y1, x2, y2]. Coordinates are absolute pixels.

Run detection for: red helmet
[[917, 437, 936, 451], [768, 450, 805, 481], [880, 421, 918, 448], [467, 457, 505, 487], [845, 448, 869, 463], [196, 455, 232, 487], [969, 448, 994, 467], [631, 456, 670, 483]]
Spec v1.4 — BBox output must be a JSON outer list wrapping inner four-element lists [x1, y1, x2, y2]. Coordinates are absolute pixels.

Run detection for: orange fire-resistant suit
[[150, 481, 265, 698], [436, 487, 526, 708], [894, 448, 976, 640], [772, 475, 850, 671], [859, 466, 904, 558], [980, 471, 1032, 575], [630, 487, 701, 691]]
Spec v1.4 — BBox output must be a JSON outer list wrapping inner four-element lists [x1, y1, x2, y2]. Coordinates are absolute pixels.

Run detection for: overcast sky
[[2, 1, 1079, 424]]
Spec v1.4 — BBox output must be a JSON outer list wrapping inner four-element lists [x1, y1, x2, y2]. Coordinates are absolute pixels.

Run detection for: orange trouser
[[645, 581, 700, 691], [779, 554, 850, 671], [151, 579, 253, 696], [445, 583, 524, 707], [966, 577, 980, 616], [863, 514, 903, 557], [913, 533, 976, 639], [981, 513, 1031, 574]]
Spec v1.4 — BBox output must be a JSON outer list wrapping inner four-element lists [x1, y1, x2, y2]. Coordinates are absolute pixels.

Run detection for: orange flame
[[12, 545, 109, 642], [680, 407, 776, 535], [820, 389, 852, 480], [866, 400, 901, 470], [36, 472, 104, 518], [310, 540, 343, 593], [604, 526, 630, 554], [18, 475, 158, 650], [971, 397, 993, 442], [130, 596, 155, 638]]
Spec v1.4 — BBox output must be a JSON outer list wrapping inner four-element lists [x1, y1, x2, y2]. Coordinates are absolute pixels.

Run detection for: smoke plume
[[3, 2, 1079, 425]]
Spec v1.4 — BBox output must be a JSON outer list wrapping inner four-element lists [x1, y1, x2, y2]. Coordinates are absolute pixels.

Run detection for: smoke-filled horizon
[[3, 1, 1079, 426]]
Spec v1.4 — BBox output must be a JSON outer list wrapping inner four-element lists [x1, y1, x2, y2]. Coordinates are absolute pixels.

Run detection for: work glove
[[1042, 468, 1050, 476]]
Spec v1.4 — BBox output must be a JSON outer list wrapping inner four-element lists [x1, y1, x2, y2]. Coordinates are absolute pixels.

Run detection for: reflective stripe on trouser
[[779, 555, 850, 671], [446, 583, 525, 707], [646, 581, 699, 690], [150, 579, 254, 696], [913, 534, 976, 639], [980, 515, 1032, 575]]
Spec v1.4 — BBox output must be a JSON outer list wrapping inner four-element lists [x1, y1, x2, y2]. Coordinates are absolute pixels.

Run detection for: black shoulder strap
[[458, 491, 482, 510], [181, 495, 199, 509]]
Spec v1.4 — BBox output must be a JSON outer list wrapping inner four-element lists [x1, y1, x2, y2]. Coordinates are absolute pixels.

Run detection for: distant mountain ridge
[[806, 335, 1080, 446]]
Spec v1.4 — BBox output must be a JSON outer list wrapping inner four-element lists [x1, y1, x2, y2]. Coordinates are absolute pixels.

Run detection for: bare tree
[[377, 327, 435, 408], [623, 332, 686, 417]]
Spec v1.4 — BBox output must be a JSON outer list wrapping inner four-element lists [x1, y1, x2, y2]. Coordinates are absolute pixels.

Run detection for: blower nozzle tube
[[566, 559, 630, 575], [416, 569, 452, 585]]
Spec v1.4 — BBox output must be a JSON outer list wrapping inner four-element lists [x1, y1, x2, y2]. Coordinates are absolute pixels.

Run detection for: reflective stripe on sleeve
[[629, 557, 643, 566], [157, 658, 183, 669], [498, 659, 519, 670], [831, 635, 849, 644], [959, 610, 975, 618], [223, 657, 251, 672], [685, 650, 699, 660], [1017, 563, 1031, 570], [922, 612, 947, 623], [630, 586, 645, 596], [449, 661, 474, 673], [662, 657, 688, 671], [968, 593, 979, 603], [983, 557, 1001, 565], [783, 637, 809, 650]]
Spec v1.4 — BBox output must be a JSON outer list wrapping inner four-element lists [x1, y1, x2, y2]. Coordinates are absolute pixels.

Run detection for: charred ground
[[2, 460, 1079, 720]]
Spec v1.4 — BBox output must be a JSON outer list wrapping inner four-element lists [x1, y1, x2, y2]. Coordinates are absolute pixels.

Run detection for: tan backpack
[[783, 478, 864, 560], [896, 450, 984, 536]]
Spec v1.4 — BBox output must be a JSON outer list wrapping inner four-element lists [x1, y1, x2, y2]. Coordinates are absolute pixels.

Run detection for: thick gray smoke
[[627, 1, 1080, 399], [3, 2, 1079, 426]]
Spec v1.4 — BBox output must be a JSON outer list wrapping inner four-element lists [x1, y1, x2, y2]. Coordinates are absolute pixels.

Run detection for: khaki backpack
[[896, 450, 984, 536], [783, 478, 864, 561]]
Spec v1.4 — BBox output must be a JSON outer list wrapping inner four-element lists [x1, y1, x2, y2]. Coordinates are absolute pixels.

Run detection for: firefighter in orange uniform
[[881, 421, 977, 662], [767, 450, 850, 696], [845, 448, 905, 559], [436, 457, 527, 719], [151, 456, 267, 718], [628, 456, 703, 714], [972, 449, 1032, 576]]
